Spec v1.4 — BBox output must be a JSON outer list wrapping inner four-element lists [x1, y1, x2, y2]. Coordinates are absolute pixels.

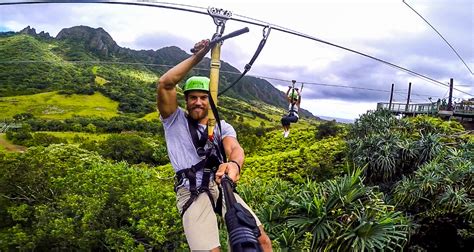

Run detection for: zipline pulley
[[290, 80, 296, 98], [289, 80, 303, 99], [208, 7, 232, 37], [200, 7, 249, 141]]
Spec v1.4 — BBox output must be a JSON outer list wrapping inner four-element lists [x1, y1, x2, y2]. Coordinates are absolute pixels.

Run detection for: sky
[[0, 0, 473, 120]]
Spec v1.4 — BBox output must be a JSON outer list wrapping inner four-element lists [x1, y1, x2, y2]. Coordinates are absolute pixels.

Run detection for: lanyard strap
[[218, 26, 272, 96]]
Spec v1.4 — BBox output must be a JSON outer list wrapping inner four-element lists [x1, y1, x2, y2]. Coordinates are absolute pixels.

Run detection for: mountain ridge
[[1, 25, 317, 119]]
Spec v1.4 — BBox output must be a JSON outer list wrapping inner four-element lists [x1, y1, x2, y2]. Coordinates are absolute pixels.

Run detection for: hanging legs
[[281, 114, 298, 137]]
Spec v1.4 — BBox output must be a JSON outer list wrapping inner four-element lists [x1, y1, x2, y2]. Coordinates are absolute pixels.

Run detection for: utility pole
[[448, 78, 453, 111], [389, 83, 394, 110], [405, 82, 412, 113]]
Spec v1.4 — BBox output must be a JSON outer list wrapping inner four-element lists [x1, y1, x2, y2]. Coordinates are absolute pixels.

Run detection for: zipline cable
[[403, 0, 473, 75], [250, 74, 442, 98], [0, 0, 471, 96]]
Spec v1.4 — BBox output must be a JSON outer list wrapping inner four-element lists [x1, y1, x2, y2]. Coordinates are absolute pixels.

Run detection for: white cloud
[[303, 98, 377, 120], [0, 0, 472, 120]]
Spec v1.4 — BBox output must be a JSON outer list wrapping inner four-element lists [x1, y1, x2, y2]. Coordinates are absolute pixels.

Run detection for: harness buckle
[[190, 187, 199, 196], [196, 147, 206, 158]]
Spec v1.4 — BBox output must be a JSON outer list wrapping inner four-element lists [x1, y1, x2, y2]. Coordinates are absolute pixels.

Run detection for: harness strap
[[289, 102, 298, 113], [176, 159, 207, 217], [201, 167, 217, 212], [178, 165, 221, 217], [177, 82, 233, 216], [178, 102, 226, 217], [187, 116, 208, 156]]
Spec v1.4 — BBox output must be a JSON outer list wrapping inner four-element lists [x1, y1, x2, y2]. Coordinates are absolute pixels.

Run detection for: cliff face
[[56, 26, 119, 58], [19, 25, 52, 39]]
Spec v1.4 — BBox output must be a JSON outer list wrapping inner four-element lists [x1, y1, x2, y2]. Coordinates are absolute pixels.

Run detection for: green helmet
[[288, 91, 299, 100], [183, 76, 210, 93]]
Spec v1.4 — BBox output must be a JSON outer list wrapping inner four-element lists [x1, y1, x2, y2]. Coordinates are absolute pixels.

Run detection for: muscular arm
[[215, 136, 244, 183], [156, 39, 210, 118]]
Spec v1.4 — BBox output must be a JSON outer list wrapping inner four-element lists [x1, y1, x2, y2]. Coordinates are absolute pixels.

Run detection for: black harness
[[289, 103, 298, 116], [175, 95, 226, 217]]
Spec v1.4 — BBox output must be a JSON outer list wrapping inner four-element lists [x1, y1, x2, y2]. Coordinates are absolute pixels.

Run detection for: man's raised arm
[[156, 39, 210, 118]]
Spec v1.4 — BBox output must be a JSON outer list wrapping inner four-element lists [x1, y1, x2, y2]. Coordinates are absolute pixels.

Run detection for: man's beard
[[187, 105, 208, 121]]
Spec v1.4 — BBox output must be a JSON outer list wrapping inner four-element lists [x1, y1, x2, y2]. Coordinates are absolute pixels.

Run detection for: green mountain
[[0, 25, 316, 118]]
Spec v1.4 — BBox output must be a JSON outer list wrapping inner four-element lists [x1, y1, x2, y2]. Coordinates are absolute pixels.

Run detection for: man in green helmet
[[157, 39, 272, 251], [281, 86, 302, 137]]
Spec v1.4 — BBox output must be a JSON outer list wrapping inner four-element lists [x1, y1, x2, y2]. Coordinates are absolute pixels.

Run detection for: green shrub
[[0, 144, 183, 251], [97, 134, 168, 165]]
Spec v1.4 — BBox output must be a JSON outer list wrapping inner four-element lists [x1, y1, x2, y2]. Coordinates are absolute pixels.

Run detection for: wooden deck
[[377, 102, 474, 119]]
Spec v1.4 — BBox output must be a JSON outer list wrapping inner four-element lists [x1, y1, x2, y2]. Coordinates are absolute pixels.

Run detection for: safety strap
[[218, 26, 272, 96], [208, 95, 226, 161], [176, 159, 206, 216]]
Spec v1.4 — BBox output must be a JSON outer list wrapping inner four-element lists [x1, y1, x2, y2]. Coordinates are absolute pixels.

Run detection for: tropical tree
[[239, 169, 410, 251], [347, 110, 456, 190], [392, 146, 473, 251], [347, 109, 472, 251]]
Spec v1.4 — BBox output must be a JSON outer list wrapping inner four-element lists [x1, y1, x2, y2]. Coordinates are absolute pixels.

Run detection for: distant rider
[[281, 86, 301, 137]]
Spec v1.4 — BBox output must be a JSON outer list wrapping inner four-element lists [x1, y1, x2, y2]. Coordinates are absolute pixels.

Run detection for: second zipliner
[[281, 80, 303, 137]]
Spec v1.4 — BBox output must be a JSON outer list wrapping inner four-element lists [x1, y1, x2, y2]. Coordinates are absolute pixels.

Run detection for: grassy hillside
[[0, 35, 60, 61], [218, 95, 316, 129], [0, 91, 119, 119], [0, 89, 314, 127], [0, 35, 90, 96], [1, 27, 317, 118]]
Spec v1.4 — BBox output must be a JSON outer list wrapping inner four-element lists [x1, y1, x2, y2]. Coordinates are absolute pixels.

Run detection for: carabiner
[[262, 25, 272, 40]]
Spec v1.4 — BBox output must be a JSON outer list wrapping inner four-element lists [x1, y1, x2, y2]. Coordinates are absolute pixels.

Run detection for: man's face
[[186, 91, 209, 121]]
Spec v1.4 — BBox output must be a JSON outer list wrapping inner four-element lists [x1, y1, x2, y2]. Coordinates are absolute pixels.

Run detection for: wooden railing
[[377, 102, 438, 114], [377, 102, 474, 118]]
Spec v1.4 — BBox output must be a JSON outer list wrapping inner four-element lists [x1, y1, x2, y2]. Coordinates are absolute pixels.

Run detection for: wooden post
[[448, 78, 453, 111], [389, 83, 394, 110], [405, 82, 412, 113]]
